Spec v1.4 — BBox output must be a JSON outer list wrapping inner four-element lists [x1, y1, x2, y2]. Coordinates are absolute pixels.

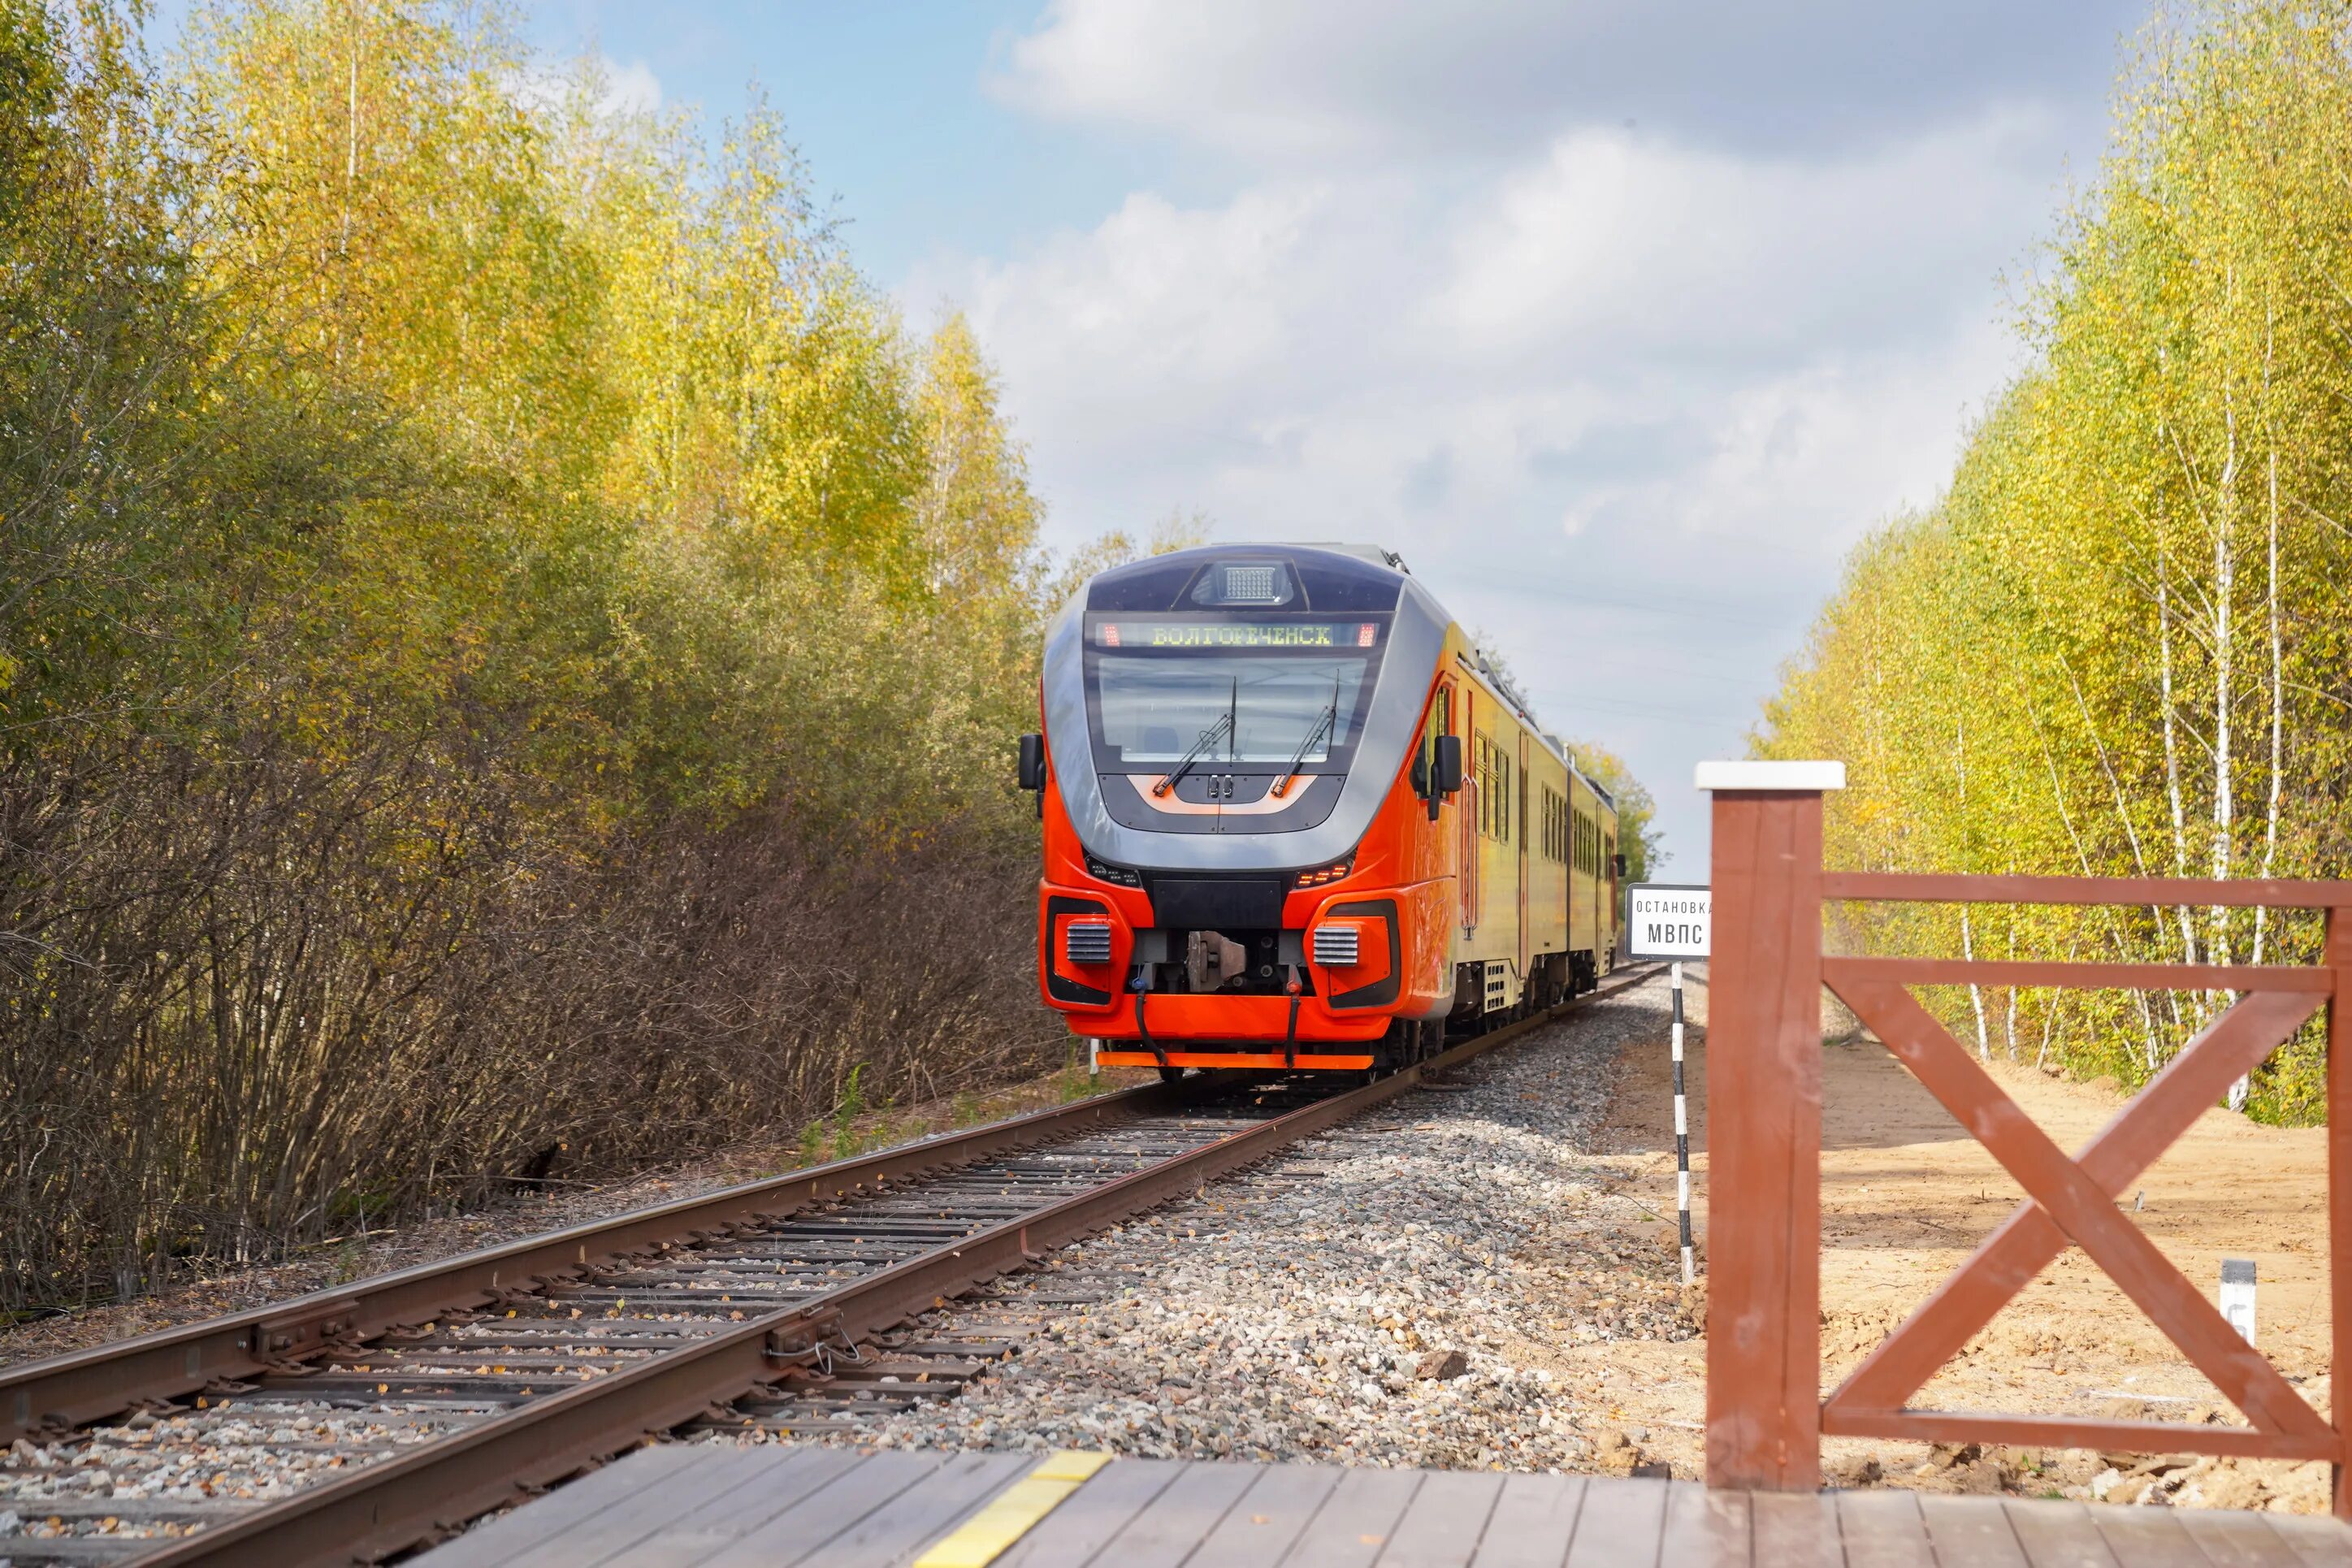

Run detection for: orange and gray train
[[1016, 544, 1620, 1075]]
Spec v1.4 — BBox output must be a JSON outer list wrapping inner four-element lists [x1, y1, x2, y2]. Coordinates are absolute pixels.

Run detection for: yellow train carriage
[[1441, 630, 1618, 1019]]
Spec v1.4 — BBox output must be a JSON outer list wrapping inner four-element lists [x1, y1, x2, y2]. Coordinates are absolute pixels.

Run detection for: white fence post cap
[[1694, 760, 1847, 791]]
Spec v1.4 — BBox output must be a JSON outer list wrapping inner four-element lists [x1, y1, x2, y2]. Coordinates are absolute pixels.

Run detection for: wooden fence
[[1698, 761, 2351, 1518]]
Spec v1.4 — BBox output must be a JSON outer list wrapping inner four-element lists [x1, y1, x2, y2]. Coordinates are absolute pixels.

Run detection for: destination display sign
[[1627, 883, 1711, 959], [1093, 619, 1381, 650]]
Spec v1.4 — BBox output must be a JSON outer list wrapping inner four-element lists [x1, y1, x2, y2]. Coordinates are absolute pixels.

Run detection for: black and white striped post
[[1626, 875, 1713, 1288], [1671, 960, 1695, 1286]]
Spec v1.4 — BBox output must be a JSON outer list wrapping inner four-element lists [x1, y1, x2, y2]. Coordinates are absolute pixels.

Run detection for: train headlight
[[1292, 860, 1352, 888], [1189, 559, 1295, 607]]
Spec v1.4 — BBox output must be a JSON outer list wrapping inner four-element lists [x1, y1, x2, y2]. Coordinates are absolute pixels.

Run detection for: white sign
[[1628, 883, 1710, 959]]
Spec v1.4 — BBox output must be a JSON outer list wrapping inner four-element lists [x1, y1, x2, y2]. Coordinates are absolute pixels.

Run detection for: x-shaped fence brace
[[1818, 965, 2337, 1462]]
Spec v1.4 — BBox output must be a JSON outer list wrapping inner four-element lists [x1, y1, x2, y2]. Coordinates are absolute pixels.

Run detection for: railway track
[[0, 967, 1654, 1566]]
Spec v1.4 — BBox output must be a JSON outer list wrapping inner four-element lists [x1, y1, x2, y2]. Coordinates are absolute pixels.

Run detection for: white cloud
[[598, 58, 664, 118], [994, 0, 2139, 160], [506, 54, 663, 121], [1433, 114, 2054, 366], [927, 115, 2038, 562]]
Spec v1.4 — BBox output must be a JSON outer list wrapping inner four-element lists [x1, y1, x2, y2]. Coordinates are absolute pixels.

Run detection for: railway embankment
[[737, 976, 1696, 1473], [705, 968, 2338, 1518]]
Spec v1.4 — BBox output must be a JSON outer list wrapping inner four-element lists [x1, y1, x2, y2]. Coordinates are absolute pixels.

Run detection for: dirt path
[[1597, 966, 2333, 1512]]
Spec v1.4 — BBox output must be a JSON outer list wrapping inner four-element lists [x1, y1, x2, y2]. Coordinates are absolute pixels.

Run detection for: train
[[1018, 544, 1620, 1076]]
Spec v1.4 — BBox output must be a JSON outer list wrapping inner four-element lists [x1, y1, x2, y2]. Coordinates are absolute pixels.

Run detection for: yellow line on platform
[[912, 1450, 1114, 1568]]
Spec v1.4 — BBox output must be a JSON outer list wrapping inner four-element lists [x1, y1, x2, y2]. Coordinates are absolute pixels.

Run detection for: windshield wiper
[[1271, 674, 1341, 800], [1153, 683, 1237, 798]]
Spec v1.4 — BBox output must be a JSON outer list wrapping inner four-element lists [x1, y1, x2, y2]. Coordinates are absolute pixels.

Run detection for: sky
[[159, 0, 2155, 872]]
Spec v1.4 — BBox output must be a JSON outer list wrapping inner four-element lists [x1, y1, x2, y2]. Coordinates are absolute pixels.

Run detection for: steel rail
[[41, 965, 1655, 1567], [2, 1081, 1186, 1445]]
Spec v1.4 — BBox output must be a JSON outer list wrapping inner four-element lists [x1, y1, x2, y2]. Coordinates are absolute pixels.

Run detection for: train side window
[[1490, 739, 1503, 838], [1419, 687, 1447, 795], [1474, 732, 1495, 838], [1474, 732, 1513, 842]]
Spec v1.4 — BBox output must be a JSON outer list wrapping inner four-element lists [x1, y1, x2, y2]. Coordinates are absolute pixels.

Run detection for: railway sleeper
[[0, 1537, 172, 1565], [256, 1374, 600, 1397]]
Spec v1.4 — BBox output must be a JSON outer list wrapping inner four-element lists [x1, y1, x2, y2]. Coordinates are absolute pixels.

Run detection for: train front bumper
[[1038, 879, 1445, 1068]]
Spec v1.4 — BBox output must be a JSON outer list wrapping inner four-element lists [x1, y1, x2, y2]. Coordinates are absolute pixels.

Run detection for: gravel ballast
[[752, 977, 1694, 1475]]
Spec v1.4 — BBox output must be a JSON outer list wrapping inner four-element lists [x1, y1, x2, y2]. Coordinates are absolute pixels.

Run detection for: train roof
[[1081, 542, 1409, 613], [1451, 652, 1610, 816]]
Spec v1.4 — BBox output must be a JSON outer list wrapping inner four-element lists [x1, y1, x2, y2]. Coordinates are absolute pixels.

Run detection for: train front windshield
[[1082, 615, 1391, 774]]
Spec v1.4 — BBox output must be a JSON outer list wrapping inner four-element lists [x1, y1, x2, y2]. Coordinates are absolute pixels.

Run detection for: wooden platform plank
[[1657, 1482, 1750, 1568], [1560, 1474, 1665, 1568], [1748, 1491, 1843, 1568], [418, 1445, 2352, 1568], [1176, 1462, 1344, 1568], [488, 1444, 788, 1568], [2262, 1513, 2352, 1567], [409, 1444, 713, 1568], [1374, 1468, 1505, 1567], [1283, 1467, 1427, 1568], [1084, 1458, 1260, 1568], [2175, 1507, 2322, 1568], [1918, 1493, 2030, 1568], [2001, 1499, 2120, 1568], [699, 1450, 948, 1568], [1838, 1488, 1933, 1568], [2090, 1506, 2218, 1568], [801, 1450, 1036, 1567], [595, 1446, 866, 1568], [991, 1458, 1185, 1568], [1466, 1473, 1587, 1568]]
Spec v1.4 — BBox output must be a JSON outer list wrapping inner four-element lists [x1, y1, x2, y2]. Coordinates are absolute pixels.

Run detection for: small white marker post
[[1672, 963, 1695, 1286], [1086, 1037, 1100, 1078], [2221, 1258, 2257, 1345]]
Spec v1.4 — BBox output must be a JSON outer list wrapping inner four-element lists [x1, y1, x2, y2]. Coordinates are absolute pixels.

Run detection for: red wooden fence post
[[1698, 760, 1843, 1492], [2329, 906, 2352, 1521]]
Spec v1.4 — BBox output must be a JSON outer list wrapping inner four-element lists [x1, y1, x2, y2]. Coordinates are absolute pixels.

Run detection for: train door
[[1603, 825, 1618, 972], [1457, 687, 1478, 935], [1594, 820, 1606, 965], [1516, 733, 1531, 990]]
